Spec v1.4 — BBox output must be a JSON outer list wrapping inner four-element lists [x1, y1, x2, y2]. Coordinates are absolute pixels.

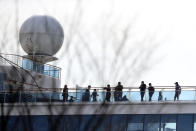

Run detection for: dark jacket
[[139, 84, 146, 91], [148, 86, 155, 93]]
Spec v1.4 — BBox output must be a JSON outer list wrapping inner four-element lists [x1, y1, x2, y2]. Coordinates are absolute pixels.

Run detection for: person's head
[[107, 84, 110, 88], [88, 85, 91, 89], [118, 82, 121, 85], [64, 85, 67, 88], [94, 89, 96, 91], [141, 81, 144, 84], [149, 83, 152, 86]]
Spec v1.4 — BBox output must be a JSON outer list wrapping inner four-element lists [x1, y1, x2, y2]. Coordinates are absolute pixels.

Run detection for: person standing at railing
[[158, 91, 163, 101], [148, 83, 155, 101], [104, 84, 111, 102], [82, 85, 91, 102], [62, 85, 68, 102], [139, 81, 146, 101], [91, 89, 99, 102], [174, 82, 181, 101], [114, 82, 123, 101]]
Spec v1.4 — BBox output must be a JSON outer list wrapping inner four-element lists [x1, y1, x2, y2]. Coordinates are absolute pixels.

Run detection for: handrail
[[1, 80, 196, 103], [0, 53, 61, 69], [0, 53, 61, 78]]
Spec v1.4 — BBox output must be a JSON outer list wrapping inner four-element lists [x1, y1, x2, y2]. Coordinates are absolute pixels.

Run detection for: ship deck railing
[[0, 84, 196, 103], [0, 53, 61, 78]]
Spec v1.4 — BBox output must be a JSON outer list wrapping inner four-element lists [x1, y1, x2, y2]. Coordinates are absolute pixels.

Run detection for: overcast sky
[[1, 0, 196, 87]]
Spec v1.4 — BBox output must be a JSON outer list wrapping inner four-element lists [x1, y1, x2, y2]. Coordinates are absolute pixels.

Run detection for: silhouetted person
[[84, 85, 91, 102], [148, 83, 155, 101], [139, 81, 146, 101], [114, 88, 118, 101], [82, 85, 91, 102], [104, 84, 111, 102], [91, 89, 98, 102], [158, 91, 163, 101], [69, 96, 74, 102], [122, 95, 129, 101], [174, 82, 181, 101], [62, 85, 68, 102], [114, 82, 123, 101]]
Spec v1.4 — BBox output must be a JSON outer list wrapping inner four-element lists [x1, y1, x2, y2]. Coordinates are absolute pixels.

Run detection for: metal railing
[[0, 53, 61, 78], [0, 85, 196, 103]]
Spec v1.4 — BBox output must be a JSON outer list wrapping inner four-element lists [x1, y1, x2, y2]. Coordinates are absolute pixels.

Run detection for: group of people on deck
[[139, 81, 181, 101], [62, 81, 181, 102]]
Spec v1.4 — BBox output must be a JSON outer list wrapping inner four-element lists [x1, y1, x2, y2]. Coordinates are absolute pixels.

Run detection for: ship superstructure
[[0, 15, 196, 131]]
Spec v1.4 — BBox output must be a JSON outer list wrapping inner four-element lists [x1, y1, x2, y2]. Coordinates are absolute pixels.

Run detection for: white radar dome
[[19, 15, 64, 56]]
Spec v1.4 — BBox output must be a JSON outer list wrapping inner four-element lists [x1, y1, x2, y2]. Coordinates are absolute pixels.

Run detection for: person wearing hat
[[174, 82, 181, 101]]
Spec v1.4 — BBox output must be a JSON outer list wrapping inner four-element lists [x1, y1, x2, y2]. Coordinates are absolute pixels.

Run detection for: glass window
[[177, 114, 193, 131], [33, 62, 43, 73], [0, 73, 6, 81], [127, 115, 144, 131], [161, 114, 176, 131], [0, 82, 3, 90], [32, 116, 49, 131], [44, 65, 50, 76], [22, 59, 33, 70], [54, 69, 59, 78], [49, 66, 55, 77], [144, 115, 160, 131], [111, 114, 127, 131]]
